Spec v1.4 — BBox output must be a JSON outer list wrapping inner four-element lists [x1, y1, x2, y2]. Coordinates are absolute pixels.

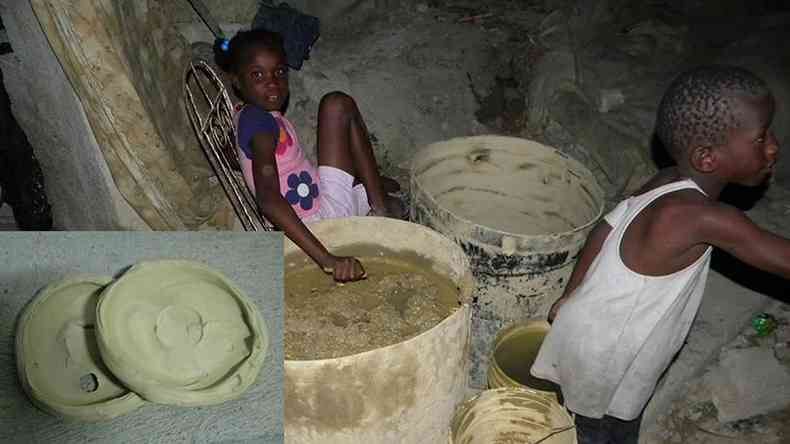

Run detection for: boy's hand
[[548, 296, 569, 324], [323, 255, 367, 282]]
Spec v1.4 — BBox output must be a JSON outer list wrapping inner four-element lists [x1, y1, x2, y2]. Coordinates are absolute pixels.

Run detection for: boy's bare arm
[[697, 201, 790, 279], [548, 220, 612, 321], [251, 133, 364, 281]]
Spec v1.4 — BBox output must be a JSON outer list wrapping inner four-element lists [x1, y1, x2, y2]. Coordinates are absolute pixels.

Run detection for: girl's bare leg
[[316, 91, 400, 216]]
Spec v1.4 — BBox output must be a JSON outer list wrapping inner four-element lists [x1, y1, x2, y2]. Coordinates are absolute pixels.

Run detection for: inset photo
[[0, 232, 283, 444]]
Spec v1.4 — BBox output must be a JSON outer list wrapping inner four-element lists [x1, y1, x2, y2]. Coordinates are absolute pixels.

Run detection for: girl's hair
[[214, 29, 286, 74]]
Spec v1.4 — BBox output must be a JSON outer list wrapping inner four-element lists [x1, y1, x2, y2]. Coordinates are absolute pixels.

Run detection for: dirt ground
[[284, 255, 460, 360], [648, 301, 790, 444]]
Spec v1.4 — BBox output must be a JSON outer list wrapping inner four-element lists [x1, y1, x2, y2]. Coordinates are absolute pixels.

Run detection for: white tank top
[[531, 178, 712, 420]]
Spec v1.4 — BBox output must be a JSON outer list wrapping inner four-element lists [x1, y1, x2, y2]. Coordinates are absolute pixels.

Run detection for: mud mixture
[[285, 256, 460, 360]]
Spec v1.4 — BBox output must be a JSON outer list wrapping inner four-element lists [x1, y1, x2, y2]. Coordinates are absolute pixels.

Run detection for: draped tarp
[[30, 0, 231, 230]]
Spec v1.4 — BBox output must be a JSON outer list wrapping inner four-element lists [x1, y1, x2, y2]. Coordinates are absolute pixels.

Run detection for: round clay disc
[[95, 260, 268, 406], [15, 276, 146, 421]]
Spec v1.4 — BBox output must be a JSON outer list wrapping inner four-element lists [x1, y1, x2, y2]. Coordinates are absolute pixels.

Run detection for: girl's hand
[[322, 255, 367, 282], [548, 296, 569, 324]]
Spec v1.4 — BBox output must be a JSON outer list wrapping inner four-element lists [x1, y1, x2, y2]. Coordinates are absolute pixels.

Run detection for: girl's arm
[[251, 132, 365, 282], [548, 220, 612, 322]]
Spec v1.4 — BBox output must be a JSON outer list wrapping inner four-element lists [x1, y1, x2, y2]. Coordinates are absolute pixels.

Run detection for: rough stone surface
[[709, 347, 790, 423], [162, 0, 421, 30], [5, 1, 789, 228], [640, 269, 773, 434], [279, 12, 496, 175], [163, 0, 259, 25]]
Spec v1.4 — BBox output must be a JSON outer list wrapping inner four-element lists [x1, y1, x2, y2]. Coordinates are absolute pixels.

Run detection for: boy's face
[[717, 95, 779, 187], [233, 47, 289, 112]]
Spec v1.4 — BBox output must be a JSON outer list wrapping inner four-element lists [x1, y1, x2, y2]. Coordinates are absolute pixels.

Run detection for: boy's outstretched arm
[[548, 220, 612, 322], [698, 201, 790, 279], [251, 133, 365, 282]]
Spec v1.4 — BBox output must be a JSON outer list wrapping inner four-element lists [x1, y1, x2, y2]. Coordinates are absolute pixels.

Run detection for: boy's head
[[655, 66, 775, 178], [215, 29, 289, 111]]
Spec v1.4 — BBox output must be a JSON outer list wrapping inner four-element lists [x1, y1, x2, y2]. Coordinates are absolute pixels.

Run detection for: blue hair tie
[[219, 38, 230, 52]]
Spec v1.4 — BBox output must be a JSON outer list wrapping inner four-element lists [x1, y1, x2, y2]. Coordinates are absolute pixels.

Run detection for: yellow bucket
[[487, 320, 562, 403], [449, 387, 576, 444]]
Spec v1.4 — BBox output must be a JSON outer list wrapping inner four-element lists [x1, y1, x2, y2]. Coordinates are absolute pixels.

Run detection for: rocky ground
[[649, 300, 790, 444]]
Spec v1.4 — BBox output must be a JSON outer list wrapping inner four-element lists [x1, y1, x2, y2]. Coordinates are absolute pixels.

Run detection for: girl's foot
[[381, 175, 401, 194], [369, 195, 407, 220]]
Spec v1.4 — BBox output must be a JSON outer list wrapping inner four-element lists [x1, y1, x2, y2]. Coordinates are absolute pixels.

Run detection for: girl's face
[[233, 47, 289, 112], [718, 95, 779, 186]]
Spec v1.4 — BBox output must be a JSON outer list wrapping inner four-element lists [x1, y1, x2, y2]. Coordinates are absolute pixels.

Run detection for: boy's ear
[[689, 144, 718, 174]]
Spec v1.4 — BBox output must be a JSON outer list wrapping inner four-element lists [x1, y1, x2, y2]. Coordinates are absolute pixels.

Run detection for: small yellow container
[[449, 387, 577, 444], [487, 320, 562, 403]]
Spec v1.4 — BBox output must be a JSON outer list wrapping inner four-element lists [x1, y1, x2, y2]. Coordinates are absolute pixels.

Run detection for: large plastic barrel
[[411, 136, 605, 387], [284, 217, 475, 444]]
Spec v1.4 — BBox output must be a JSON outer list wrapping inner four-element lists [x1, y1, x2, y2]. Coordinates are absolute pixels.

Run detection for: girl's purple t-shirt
[[237, 105, 278, 159]]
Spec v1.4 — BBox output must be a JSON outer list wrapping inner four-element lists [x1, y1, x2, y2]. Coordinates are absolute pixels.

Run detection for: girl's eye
[[275, 68, 288, 78], [251, 72, 263, 81]]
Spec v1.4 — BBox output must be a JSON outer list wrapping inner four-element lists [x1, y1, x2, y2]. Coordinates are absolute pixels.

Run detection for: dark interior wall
[[0, 68, 52, 230]]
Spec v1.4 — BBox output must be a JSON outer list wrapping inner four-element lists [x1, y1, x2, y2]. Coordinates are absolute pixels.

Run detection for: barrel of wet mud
[[487, 321, 561, 403], [449, 387, 577, 444], [410, 135, 605, 387], [284, 216, 475, 444]]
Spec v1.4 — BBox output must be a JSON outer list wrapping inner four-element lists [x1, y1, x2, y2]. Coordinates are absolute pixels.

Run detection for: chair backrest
[[184, 60, 273, 231]]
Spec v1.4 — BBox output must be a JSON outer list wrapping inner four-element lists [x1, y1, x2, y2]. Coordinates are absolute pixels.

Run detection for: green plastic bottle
[[752, 313, 777, 337]]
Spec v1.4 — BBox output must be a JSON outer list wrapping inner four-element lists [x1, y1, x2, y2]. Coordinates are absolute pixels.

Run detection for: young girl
[[216, 30, 398, 282]]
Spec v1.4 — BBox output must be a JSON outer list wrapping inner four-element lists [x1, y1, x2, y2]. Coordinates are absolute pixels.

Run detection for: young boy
[[530, 65, 787, 444]]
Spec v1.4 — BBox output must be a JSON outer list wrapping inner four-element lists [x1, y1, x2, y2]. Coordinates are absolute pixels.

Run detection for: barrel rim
[[411, 135, 605, 241]]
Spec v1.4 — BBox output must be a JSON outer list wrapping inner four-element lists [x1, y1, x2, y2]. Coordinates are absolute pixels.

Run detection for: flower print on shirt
[[285, 170, 319, 210], [274, 117, 294, 156]]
